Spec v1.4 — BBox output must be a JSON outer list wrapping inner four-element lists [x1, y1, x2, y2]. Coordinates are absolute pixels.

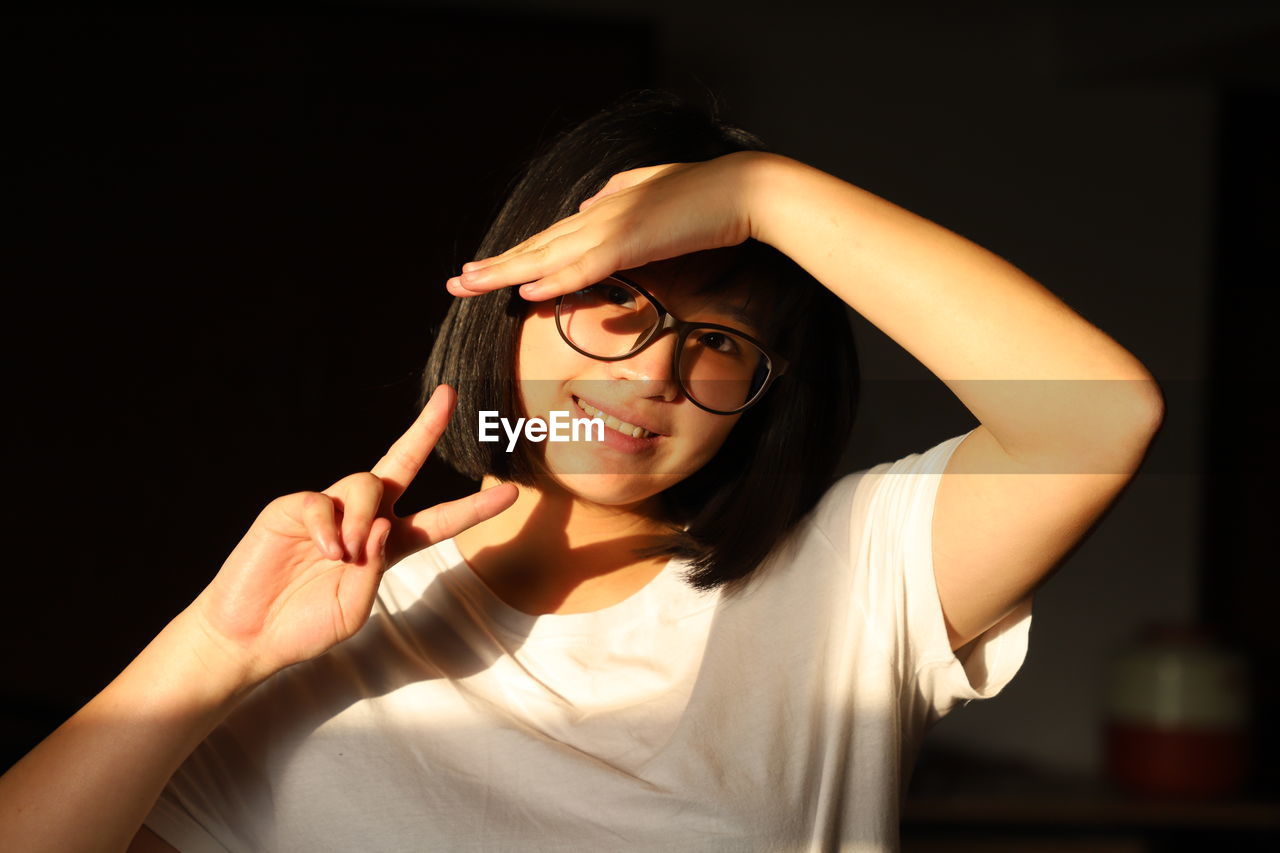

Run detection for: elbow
[[1072, 376, 1165, 474], [1105, 369, 1165, 444], [1134, 375, 1166, 441], [1108, 377, 1165, 472]]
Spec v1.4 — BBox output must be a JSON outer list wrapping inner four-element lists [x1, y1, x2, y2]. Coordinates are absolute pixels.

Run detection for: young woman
[[0, 90, 1162, 851]]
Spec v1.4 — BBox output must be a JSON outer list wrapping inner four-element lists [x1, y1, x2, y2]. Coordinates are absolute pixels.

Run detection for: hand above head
[[185, 384, 519, 688], [445, 151, 768, 302]]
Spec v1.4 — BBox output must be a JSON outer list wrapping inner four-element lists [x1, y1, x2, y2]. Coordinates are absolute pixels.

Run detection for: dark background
[[3, 3, 1278, 849]]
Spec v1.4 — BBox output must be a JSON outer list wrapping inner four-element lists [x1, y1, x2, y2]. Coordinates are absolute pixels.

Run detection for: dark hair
[[422, 89, 859, 593]]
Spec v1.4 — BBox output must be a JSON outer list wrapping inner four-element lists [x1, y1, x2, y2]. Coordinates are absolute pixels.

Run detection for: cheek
[[515, 309, 589, 421], [515, 310, 561, 378]]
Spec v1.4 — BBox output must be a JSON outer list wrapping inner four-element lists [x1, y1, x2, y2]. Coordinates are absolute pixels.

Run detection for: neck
[[451, 475, 679, 615]]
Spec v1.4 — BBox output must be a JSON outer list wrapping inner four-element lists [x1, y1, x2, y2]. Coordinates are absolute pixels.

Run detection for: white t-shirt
[[145, 428, 1032, 852]]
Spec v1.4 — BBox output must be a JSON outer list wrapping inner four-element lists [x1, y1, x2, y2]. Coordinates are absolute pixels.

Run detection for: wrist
[[738, 150, 801, 246], [156, 607, 266, 706]]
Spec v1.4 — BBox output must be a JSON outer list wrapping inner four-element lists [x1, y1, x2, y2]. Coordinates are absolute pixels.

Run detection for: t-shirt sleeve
[[848, 429, 1033, 727]]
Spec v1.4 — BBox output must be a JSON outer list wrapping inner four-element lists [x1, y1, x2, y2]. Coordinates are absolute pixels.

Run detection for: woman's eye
[[697, 332, 739, 355], [602, 285, 637, 308]]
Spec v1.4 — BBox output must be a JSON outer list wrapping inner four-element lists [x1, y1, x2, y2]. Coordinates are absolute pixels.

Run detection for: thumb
[[579, 187, 618, 211], [579, 163, 681, 211]]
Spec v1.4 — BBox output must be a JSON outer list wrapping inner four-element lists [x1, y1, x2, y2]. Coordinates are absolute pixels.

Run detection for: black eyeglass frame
[[553, 273, 790, 415]]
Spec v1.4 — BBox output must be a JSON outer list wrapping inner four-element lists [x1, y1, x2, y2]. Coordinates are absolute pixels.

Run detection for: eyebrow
[[707, 302, 764, 334]]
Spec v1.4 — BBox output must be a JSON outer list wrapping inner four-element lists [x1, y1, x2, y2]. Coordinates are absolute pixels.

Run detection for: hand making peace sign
[[185, 385, 519, 688]]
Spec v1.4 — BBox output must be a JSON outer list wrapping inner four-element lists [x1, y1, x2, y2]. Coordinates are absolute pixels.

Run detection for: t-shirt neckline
[[436, 537, 715, 641]]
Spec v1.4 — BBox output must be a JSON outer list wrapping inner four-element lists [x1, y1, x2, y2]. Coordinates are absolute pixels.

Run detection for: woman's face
[[514, 251, 764, 510]]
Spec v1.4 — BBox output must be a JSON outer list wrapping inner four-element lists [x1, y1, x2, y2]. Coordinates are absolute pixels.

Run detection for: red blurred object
[[1105, 720, 1251, 797], [1103, 623, 1254, 798]]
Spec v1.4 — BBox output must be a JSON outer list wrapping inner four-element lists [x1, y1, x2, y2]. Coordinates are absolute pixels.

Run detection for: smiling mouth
[[572, 396, 661, 439]]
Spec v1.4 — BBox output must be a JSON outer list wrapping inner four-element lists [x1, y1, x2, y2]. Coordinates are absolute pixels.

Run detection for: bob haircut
[[422, 89, 860, 593]]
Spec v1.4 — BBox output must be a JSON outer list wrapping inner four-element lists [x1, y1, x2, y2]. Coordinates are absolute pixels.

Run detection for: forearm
[[0, 608, 257, 853], [745, 152, 1163, 465]]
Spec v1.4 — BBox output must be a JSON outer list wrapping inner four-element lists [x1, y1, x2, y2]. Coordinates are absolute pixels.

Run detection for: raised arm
[[446, 150, 1163, 653], [0, 386, 518, 852], [741, 154, 1162, 650], [742, 153, 1162, 463]]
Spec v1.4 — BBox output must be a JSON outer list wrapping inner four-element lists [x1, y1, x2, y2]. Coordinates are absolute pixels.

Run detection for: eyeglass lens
[[557, 279, 771, 413]]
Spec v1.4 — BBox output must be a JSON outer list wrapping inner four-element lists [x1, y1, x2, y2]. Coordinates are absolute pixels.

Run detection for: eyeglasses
[[554, 273, 789, 415]]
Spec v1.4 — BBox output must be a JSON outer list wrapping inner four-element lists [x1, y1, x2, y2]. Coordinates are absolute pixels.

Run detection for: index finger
[[371, 384, 454, 514]]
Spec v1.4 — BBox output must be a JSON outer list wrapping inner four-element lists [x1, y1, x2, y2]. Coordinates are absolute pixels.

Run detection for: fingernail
[[520, 284, 542, 298], [379, 527, 390, 559]]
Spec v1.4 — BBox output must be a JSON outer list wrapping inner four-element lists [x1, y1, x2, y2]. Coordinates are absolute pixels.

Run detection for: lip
[[571, 394, 669, 438], [573, 397, 665, 455]]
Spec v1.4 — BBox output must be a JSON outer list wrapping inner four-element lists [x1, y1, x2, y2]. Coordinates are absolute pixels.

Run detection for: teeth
[[575, 398, 654, 439]]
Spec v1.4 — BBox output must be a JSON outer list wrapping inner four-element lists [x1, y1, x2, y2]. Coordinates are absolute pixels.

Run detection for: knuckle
[[299, 493, 329, 520], [427, 505, 453, 542], [344, 473, 382, 516], [390, 446, 422, 472], [266, 491, 324, 526], [354, 471, 383, 492]]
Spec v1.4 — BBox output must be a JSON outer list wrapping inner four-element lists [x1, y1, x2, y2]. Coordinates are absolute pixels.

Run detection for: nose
[[606, 329, 681, 401]]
